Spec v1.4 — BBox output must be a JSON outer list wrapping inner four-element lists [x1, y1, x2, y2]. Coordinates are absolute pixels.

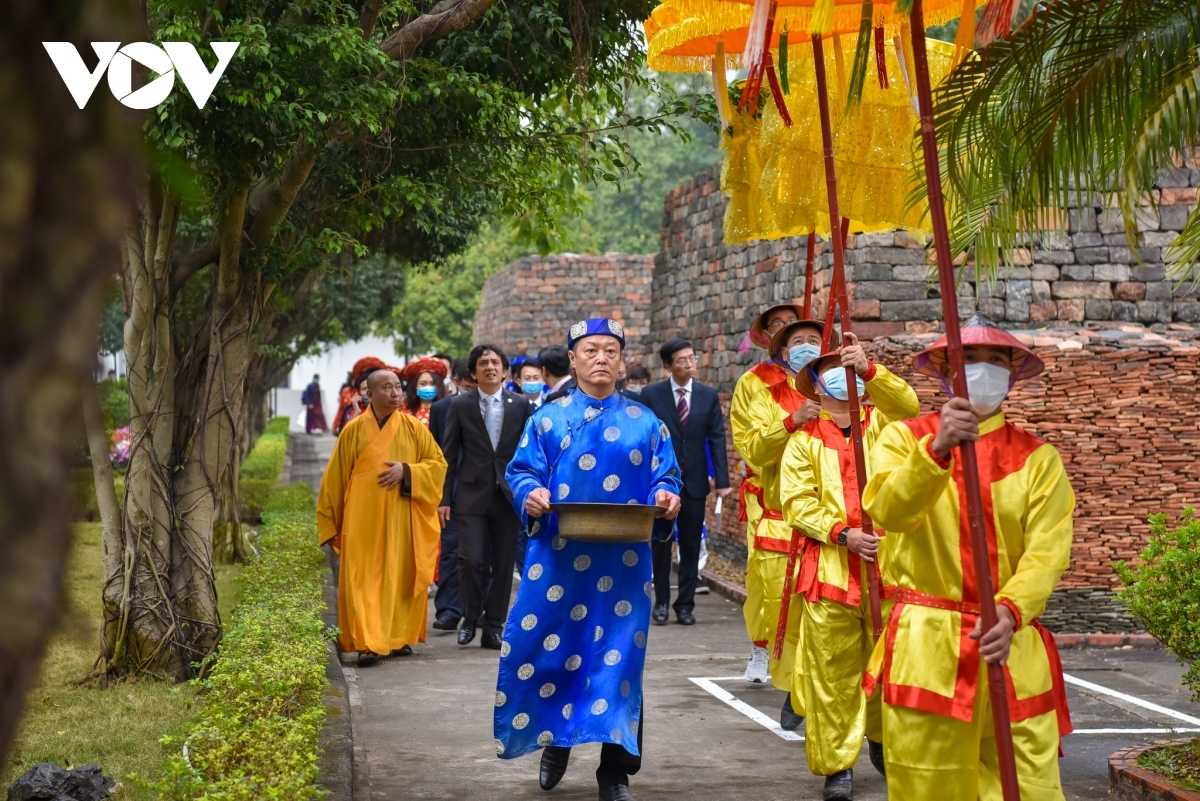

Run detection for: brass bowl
[[550, 502, 668, 543]]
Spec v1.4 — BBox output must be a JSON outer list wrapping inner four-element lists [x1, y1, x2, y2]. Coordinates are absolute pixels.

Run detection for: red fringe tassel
[[874, 26, 889, 88]]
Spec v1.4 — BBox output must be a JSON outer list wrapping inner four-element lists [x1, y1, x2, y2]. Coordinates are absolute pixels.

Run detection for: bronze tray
[[549, 502, 668, 543]]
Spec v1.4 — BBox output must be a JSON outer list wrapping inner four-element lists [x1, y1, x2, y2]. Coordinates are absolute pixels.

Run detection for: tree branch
[[172, 240, 219, 289], [245, 143, 319, 247], [359, 0, 383, 39], [381, 0, 495, 61]]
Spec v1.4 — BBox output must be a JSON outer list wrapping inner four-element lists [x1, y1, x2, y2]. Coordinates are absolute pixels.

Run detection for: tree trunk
[[82, 378, 123, 598], [0, 0, 138, 767]]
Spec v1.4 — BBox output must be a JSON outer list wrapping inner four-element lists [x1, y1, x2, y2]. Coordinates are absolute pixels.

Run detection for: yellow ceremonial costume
[[861, 411, 1075, 801], [735, 368, 813, 691], [731, 359, 791, 650], [780, 362, 919, 775], [317, 410, 448, 655]]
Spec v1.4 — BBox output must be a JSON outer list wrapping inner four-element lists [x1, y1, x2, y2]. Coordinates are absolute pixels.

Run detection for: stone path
[[291, 434, 1200, 801]]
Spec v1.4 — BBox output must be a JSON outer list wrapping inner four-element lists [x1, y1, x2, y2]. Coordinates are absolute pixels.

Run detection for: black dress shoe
[[651, 604, 668, 625], [457, 624, 477, 646], [675, 610, 696, 625], [432, 611, 461, 631], [539, 745, 570, 790], [599, 783, 635, 801], [822, 769, 853, 800], [481, 631, 503, 650], [779, 693, 804, 731], [868, 739, 886, 777]]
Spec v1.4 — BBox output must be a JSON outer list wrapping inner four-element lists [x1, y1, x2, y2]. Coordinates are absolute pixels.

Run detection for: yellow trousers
[[744, 548, 803, 695], [883, 661, 1065, 801], [798, 595, 882, 775]]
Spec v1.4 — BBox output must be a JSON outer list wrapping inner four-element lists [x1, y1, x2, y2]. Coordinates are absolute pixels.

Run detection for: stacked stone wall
[[473, 254, 654, 360], [650, 164, 1200, 633]]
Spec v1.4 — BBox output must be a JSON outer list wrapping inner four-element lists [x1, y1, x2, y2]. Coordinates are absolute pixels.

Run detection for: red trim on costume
[[739, 472, 763, 523], [999, 598, 1023, 631], [861, 363, 878, 382], [750, 360, 789, 387], [754, 534, 793, 553], [753, 640, 769, 648], [783, 414, 802, 434], [925, 437, 951, 470]]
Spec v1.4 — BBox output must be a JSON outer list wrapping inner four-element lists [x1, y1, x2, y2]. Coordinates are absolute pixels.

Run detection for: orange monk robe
[[317, 410, 447, 654]]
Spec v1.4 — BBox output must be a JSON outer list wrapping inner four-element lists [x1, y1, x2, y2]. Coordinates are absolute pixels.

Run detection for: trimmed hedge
[[239, 417, 290, 521], [154, 479, 330, 799]]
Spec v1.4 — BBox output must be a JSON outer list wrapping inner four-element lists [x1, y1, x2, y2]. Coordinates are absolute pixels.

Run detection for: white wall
[[287, 334, 404, 430]]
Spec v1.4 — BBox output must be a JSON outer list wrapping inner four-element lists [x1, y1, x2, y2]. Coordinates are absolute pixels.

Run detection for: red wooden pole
[[812, 34, 883, 639], [803, 231, 816, 319], [908, 2, 1022, 798]]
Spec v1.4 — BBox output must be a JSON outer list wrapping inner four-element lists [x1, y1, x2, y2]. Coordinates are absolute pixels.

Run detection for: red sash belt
[[738, 468, 763, 523], [882, 587, 1073, 738]]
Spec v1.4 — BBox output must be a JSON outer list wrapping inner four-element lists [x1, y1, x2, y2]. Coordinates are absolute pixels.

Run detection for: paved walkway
[[291, 434, 1200, 801]]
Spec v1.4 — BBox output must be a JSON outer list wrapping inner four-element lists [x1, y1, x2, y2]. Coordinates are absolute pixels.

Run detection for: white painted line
[[1071, 728, 1200, 735], [689, 677, 803, 742], [1063, 673, 1200, 727]]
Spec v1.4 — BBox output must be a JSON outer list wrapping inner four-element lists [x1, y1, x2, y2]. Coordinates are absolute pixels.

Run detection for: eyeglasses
[[674, 356, 698, 365], [767, 318, 799, 331]]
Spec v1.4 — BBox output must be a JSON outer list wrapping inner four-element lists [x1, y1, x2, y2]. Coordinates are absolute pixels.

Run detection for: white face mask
[[964, 362, 1011, 416]]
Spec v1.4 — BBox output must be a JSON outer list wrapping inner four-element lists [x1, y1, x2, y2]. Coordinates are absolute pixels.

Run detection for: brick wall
[[650, 164, 1200, 633], [473, 254, 654, 360]]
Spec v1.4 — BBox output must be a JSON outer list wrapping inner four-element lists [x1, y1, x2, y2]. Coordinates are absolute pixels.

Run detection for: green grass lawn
[[1, 523, 241, 798]]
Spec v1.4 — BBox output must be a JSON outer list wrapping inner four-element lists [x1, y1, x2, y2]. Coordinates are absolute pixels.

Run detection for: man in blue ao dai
[[496, 318, 682, 801]]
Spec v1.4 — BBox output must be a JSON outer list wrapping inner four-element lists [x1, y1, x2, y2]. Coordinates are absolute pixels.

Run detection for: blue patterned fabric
[[495, 388, 681, 760]]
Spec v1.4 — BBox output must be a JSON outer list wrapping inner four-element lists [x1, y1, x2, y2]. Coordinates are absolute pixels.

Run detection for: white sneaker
[[744, 645, 770, 683]]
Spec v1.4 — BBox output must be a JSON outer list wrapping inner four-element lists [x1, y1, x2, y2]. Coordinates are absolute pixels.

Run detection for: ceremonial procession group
[[311, 295, 1077, 801]]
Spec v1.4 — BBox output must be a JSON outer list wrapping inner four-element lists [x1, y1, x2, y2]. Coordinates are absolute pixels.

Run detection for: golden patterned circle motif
[[560, 434, 572, 449], [500, 641, 511, 657], [540, 417, 554, 433], [513, 713, 530, 730], [597, 576, 613, 592], [574, 555, 591, 571], [610, 728, 624, 744], [622, 550, 638, 567], [593, 625, 604, 641], [603, 649, 622, 666], [602, 475, 620, 491], [552, 536, 567, 551], [651, 456, 660, 471], [578, 454, 597, 471], [557, 483, 570, 500], [644, 581, 653, 598], [543, 633, 560, 651], [634, 631, 647, 648], [527, 563, 543, 580], [591, 699, 609, 715], [625, 405, 642, 419], [539, 683, 556, 698], [562, 703, 573, 720], [521, 614, 538, 630], [629, 449, 643, 466], [584, 406, 599, 422], [620, 680, 632, 697], [607, 319, 624, 337], [517, 663, 535, 680], [565, 655, 582, 671], [537, 731, 554, 746], [495, 691, 507, 707], [570, 321, 588, 340], [570, 604, 587, 621], [495, 739, 505, 755], [615, 600, 632, 617], [546, 585, 564, 601], [520, 434, 529, 448], [603, 426, 621, 442]]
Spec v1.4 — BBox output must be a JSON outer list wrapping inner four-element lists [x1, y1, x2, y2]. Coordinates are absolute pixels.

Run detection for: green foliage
[[1115, 509, 1200, 704], [925, 0, 1200, 283], [99, 280, 127, 360], [99, 378, 131, 434], [151, 479, 329, 800], [1139, 738, 1200, 790], [239, 417, 290, 521]]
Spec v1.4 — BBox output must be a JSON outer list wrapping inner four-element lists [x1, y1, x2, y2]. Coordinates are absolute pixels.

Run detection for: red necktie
[[677, 387, 689, 428]]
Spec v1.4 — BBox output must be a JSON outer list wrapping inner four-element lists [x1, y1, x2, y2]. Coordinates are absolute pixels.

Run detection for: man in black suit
[[539, 344, 575, 403], [638, 338, 731, 625], [429, 359, 476, 631], [438, 344, 532, 649]]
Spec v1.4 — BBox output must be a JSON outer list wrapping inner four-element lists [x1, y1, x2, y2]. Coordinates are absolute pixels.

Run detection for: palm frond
[[922, 0, 1200, 282]]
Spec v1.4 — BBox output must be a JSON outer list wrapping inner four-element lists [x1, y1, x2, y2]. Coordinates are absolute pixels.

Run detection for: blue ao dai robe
[[495, 388, 681, 760]]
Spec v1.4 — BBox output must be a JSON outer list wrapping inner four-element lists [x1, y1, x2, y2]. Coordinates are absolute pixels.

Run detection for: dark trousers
[[652, 494, 706, 615], [434, 515, 463, 620], [457, 491, 521, 634], [544, 704, 643, 788]]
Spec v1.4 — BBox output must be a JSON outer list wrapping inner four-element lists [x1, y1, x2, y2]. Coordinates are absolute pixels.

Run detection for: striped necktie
[[676, 387, 689, 428]]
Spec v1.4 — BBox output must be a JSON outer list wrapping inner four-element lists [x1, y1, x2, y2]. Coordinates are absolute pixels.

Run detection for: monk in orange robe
[[317, 368, 447, 666]]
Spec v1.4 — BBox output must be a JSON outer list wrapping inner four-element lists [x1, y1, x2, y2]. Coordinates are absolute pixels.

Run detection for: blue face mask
[[416, 386, 438, 401], [818, 367, 865, 402], [787, 343, 820, 372], [521, 381, 543, 397]]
